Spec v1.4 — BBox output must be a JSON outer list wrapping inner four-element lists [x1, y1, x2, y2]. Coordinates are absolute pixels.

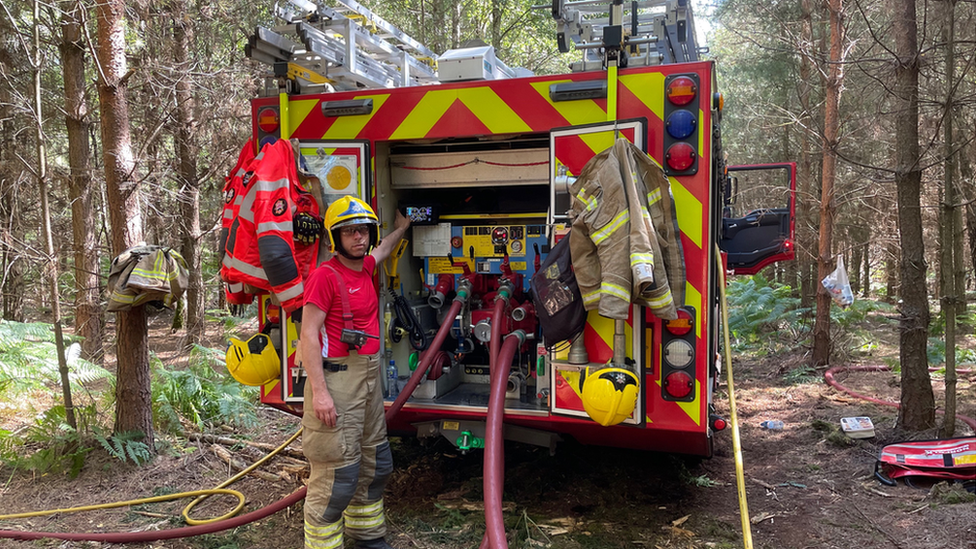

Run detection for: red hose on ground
[[0, 487, 307, 542], [824, 364, 976, 431], [483, 332, 521, 549], [386, 299, 464, 422]]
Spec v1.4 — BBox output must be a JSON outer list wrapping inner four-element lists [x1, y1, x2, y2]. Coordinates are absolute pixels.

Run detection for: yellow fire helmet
[[225, 333, 280, 386], [324, 195, 379, 256], [581, 367, 640, 427]]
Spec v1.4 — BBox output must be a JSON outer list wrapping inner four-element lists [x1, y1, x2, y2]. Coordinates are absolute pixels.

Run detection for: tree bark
[[798, 0, 816, 310], [939, 0, 959, 438], [172, 0, 203, 347], [96, 0, 154, 447], [35, 0, 76, 432], [812, 0, 844, 367], [892, 0, 934, 430], [61, 0, 103, 362]]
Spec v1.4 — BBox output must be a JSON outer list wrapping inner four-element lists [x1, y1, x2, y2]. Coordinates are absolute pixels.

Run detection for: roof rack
[[544, 0, 705, 71]]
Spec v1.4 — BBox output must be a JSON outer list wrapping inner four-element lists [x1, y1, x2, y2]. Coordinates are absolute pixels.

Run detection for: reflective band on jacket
[[591, 210, 629, 245], [600, 281, 630, 302], [630, 252, 654, 267], [647, 187, 662, 205], [239, 177, 291, 222], [582, 289, 601, 305], [643, 290, 673, 309], [257, 219, 295, 234], [273, 281, 304, 303], [576, 189, 598, 212], [223, 254, 268, 281]]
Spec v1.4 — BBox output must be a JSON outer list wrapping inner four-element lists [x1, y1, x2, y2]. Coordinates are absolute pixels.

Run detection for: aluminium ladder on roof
[[246, 0, 440, 92]]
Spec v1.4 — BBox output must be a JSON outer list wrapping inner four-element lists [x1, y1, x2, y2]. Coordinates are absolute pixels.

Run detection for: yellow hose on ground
[[0, 428, 303, 526], [715, 245, 754, 549]]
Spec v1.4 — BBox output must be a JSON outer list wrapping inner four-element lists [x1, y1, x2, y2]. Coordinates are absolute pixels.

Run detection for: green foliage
[[725, 275, 810, 353], [94, 430, 153, 466], [151, 345, 259, 434], [0, 405, 94, 478], [926, 338, 976, 367], [0, 321, 111, 395], [829, 298, 895, 329]]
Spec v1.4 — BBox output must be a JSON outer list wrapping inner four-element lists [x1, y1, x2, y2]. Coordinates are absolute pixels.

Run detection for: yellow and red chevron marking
[[256, 62, 717, 432]]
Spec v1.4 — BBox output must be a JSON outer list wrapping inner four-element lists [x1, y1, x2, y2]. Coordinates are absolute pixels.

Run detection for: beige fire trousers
[[302, 352, 393, 549]]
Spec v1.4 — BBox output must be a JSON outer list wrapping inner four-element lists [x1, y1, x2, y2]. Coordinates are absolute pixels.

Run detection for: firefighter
[[299, 196, 410, 549]]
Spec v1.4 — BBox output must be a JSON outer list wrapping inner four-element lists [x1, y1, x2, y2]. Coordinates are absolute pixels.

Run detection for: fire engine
[[238, 0, 795, 457]]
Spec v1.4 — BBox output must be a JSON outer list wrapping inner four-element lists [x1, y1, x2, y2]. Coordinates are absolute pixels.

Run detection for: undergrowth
[[1, 323, 257, 476], [152, 344, 260, 434], [725, 275, 809, 355]]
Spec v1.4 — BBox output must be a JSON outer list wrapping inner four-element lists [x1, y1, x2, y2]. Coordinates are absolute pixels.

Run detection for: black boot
[[353, 538, 394, 549]]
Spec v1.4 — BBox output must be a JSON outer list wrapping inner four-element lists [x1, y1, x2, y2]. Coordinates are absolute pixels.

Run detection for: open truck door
[[720, 163, 796, 275]]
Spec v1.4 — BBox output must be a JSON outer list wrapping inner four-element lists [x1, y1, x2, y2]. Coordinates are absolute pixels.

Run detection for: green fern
[[725, 275, 810, 353], [94, 430, 152, 465], [0, 321, 112, 395], [1, 405, 92, 477], [151, 345, 259, 434]]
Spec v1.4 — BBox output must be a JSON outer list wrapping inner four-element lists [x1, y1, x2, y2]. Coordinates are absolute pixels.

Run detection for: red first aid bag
[[874, 437, 976, 488]]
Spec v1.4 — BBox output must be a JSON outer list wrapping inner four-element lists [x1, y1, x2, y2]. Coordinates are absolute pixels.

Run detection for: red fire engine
[[238, 0, 795, 457]]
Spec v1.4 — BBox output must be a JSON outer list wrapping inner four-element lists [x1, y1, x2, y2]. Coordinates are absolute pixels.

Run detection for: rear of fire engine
[[239, 0, 795, 458]]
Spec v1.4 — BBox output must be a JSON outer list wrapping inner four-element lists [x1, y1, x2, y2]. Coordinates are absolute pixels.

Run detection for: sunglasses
[[340, 225, 371, 237]]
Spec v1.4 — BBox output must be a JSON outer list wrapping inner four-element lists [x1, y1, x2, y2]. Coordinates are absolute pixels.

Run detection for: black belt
[[324, 362, 348, 372]]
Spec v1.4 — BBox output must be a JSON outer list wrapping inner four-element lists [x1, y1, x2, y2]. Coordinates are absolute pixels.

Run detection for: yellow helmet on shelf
[[581, 367, 640, 426], [324, 195, 378, 256], [225, 333, 280, 386]]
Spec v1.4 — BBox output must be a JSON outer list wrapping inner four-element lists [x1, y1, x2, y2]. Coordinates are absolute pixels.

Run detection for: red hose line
[[386, 299, 464, 422], [824, 364, 976, 431], [484, 333, 520, 549], [0, 487, 307, 542]]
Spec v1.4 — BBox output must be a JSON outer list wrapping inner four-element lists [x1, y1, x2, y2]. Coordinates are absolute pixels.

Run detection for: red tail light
[[666, 142, 696, 172], [663, 371, 694, 399]]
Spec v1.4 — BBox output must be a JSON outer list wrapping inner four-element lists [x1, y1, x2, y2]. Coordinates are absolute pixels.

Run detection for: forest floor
[[1, 307, 974, 549]]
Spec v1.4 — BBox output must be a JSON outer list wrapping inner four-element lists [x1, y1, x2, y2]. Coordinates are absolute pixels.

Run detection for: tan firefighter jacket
[[568, 138, 685, 320], [107, 245, 189, 312]]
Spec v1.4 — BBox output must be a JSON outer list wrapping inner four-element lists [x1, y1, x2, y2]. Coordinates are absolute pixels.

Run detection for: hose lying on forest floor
[[0, 430, 308, 542], [824, 364, 976, 431]]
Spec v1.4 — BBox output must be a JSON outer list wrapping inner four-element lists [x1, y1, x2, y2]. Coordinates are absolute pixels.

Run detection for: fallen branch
[[188, 433, 305, 460], [211, 444, 281, 483]]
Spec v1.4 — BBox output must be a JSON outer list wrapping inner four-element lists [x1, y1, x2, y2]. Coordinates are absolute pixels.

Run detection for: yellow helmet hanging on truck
[[226, 333, 280, 386], [581, 367, 640, 426], [324, 195, 378, 258]]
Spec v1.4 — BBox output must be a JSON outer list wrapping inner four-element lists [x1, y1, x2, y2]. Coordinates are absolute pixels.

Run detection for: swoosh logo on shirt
[[348, 287, 361, 294]]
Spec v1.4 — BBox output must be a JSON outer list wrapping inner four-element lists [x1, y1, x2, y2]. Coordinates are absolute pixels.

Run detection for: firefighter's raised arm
[[371, 209, 410, 264]]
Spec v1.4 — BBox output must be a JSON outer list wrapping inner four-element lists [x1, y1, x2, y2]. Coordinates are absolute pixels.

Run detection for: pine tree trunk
[[812, 0, 844, 367], [892, 0, 935, 430], [61, 0, 103, 362], [173, 1, 203, 348], [96, 0, 154, 447], [798, 0, 816, 309]]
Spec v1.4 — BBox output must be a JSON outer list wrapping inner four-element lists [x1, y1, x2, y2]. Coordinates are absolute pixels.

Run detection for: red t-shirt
[[303, 256, 380, 357]]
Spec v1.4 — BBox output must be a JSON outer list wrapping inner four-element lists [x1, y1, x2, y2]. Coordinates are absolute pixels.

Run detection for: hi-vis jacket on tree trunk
[[107, 245, 189, 312], [569, 138, 685, 320], [220, 139, 321, 313]]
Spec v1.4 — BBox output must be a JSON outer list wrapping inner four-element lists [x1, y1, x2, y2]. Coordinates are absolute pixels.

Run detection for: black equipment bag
[[530, 231, 587, 350]]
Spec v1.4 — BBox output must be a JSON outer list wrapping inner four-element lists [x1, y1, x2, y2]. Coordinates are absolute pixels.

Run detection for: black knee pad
[[321, 461, 360, 523], [367, 441, 393, 500]]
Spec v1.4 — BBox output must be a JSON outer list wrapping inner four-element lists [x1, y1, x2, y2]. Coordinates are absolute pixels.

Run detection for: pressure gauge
[[510, 240, 523, 253], [491, 226, 509, 245]]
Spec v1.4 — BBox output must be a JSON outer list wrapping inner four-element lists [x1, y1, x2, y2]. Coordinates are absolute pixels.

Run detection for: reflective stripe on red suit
[[221, 139, 319, 313]]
